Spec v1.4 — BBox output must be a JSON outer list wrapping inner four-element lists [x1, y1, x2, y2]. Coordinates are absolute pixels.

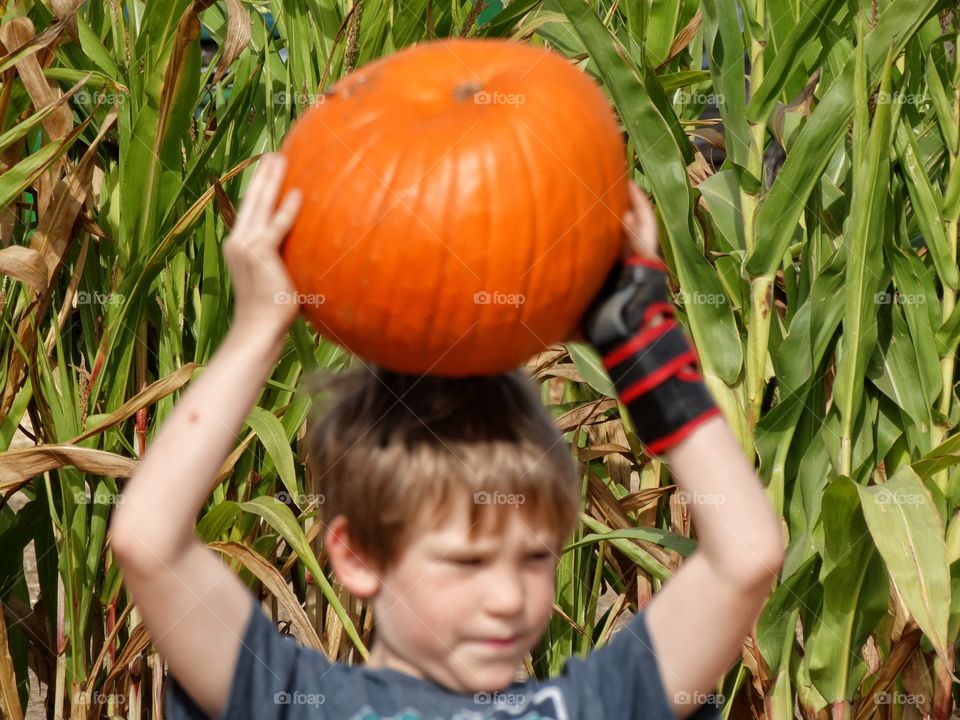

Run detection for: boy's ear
[[324, 516, 381, 599]]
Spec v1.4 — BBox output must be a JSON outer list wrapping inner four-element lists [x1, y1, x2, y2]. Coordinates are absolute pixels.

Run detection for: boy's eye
[[444, 552, 554, 567], [449, 557, 484, 567]]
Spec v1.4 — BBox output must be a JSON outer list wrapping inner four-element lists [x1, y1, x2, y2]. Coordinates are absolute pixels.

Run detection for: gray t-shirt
[[166, 591, 723, 719]]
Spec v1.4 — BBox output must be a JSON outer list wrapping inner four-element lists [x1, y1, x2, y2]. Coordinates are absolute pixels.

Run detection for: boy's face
[[358, 495, 560, 693]]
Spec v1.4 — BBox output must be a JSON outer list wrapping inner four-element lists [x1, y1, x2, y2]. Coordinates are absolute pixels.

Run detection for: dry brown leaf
[[0, 18, 71, 142], [555, 398, 617, 432], [68, 363, 201, 445], [0, 19, 65, 72], [575, 442, 631, 461], [213, 177, 237, 230], [28, 109, 107, 283], [214, 0, 252, 84], [101, 622, 151, 692], [323, 589, 346, 660], [594, 592, 628, 646], [659, 10, 703, 70], [49, 0, 85, 43], [0, 599, 24, 720], [526, 346, 568, 377], [932, 648, 955, 720], [862, 633, 882, 677], [537, 366, 586, 383], [0, 245, 46, 290], [549, 602, 591, 640], [597, 421, 632, 487], [586, 472, 672, 568], [0, 445, 137, 490], [153, 9, 201, 166], [900, 650, 934, 715], [210, 541, 324, 650], [853, 627, 922, 720], [214, 431, 258, 485], [620, 486, 673, 514]]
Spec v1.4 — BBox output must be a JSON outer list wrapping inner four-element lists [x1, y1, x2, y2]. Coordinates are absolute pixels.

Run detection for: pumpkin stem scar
[[452, 80, 484, 101]]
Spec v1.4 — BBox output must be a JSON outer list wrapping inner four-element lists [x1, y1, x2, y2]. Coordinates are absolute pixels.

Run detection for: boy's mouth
[[477, 635, 519, 648]]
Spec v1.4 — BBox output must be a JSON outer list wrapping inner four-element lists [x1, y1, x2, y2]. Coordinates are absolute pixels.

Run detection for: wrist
[[583, 255, 717, 456], [223, 317, 290, 372], [602, 323, 718, 455]]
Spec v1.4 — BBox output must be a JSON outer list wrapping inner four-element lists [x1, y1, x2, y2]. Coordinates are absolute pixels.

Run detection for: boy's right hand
[[620, 181, 660, 260], [572, 181, 718, 456], [565, 182, 661, 345]]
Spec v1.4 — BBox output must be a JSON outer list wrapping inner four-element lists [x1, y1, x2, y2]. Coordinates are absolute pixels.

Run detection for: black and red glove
[[580, 255, 721, 455]]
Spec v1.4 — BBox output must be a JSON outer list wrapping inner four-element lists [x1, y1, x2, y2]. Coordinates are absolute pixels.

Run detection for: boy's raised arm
[[578, 183, 786, 719], [111, 320, 290, 565], [110, 154, 303, 719]]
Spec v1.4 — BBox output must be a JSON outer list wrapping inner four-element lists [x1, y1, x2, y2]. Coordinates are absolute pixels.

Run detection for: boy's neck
[[365, 641, 424, 679]]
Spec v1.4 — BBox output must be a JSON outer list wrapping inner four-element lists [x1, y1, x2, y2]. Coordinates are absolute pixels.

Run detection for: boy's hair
[[303, 362, 582, 572]]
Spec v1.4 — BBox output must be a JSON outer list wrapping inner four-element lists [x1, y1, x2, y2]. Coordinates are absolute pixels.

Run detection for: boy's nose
[[483, 569, 525, 617]]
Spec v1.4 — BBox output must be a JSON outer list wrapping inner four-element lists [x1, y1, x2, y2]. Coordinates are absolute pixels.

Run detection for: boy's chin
[[452, 661, 523, 694]]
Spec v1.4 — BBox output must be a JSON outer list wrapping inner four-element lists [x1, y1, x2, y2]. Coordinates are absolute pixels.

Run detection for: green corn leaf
[[747, 0, 943, 278], [244, 406, 299, 501], [238, 496, 367, 655], [858, 467, 951, 664]]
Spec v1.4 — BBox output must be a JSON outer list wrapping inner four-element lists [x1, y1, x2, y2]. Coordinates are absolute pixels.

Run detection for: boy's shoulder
[[165, 592, 722, 720]]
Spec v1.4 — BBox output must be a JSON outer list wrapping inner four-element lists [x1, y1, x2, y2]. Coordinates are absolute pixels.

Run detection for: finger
[[627, 184, 659, 257], [266, 189, 303, 246], [234, 156, 271, 229], [253, 154, 287, 222], [237, 154, 285, 229], [621, 209, 640, 256]]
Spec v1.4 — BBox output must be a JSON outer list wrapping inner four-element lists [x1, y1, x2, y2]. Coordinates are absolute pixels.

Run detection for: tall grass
[[1, 1, 959, 719]]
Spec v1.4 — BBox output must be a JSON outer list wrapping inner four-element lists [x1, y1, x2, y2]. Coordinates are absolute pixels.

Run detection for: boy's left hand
[[223, 153, 303, 334], [565, 181, 660, 344]]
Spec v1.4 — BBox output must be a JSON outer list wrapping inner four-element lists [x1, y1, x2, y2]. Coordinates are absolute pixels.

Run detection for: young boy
[[110, 154, 785, 720]]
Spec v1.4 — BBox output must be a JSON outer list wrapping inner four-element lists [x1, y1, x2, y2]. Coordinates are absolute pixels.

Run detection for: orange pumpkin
[[278, 38, 629, 376]]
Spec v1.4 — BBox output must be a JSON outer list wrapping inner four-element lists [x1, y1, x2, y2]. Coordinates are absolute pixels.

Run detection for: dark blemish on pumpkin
[[453, 81, 484, 102]]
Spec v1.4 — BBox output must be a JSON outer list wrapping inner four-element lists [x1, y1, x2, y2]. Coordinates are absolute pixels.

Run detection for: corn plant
[[2, 0, 960, 719]]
